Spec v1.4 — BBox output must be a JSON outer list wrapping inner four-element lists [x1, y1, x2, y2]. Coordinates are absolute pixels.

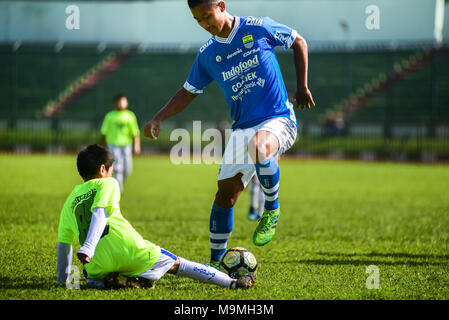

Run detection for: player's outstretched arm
[[291, 35, 315, 110], [144, 88, 198, 140]]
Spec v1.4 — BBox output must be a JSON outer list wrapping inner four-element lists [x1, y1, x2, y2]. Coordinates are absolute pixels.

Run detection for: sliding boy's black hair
[[77, 144, 114, 180]]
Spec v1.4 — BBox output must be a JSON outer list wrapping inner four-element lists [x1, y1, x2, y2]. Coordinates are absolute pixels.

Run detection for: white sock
[[176, 257, 234, 288]]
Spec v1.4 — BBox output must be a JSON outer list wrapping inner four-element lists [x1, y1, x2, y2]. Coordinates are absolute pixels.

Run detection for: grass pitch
[[0, 154, 448, 300]]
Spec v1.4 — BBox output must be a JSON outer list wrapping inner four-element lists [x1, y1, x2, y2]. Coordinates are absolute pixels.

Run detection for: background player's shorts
[[137, 248, 177, 281], [108, 144, 133, 175], [217, 116, 298, 188]]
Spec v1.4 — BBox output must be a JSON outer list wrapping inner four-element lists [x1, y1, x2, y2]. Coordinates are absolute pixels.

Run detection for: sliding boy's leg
[[101, 249, 255, 290], [168, 256, 254, 289], [138, 248, 254, 289]]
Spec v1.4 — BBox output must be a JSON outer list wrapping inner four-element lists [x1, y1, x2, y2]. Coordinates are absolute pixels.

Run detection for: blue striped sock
[[255, 156, 280, 211], [209, 202, 233, 262]]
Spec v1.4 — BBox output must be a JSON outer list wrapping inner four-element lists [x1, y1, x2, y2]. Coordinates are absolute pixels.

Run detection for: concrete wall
[[0, 0, 446, 47]]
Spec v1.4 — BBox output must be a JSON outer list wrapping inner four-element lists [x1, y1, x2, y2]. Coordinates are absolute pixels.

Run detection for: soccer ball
[[219, 247, 257, 279]]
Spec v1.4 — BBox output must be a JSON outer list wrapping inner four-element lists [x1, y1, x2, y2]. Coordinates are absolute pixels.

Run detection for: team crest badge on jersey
[[242, 35, 254, 49]]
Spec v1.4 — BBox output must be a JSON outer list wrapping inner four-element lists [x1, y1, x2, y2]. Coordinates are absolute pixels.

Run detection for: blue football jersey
[[184, 16, 298, 130]]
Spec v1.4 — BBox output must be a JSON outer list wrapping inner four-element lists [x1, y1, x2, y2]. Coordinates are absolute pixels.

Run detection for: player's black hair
[[77, 144, 114, 180], [188, 0, 220, 9], [113, 93, 126, 104]]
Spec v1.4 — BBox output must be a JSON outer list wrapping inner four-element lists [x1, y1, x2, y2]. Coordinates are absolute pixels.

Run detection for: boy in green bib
[[56, 144, 255, 289], [100, 94, 140, 193]]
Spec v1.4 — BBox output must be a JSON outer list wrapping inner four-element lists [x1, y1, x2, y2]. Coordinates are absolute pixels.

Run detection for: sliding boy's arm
[[77, 207, 109, 264], [56, 207, 108, 283]]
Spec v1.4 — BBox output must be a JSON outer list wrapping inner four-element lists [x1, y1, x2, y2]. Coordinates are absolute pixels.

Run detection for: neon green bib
[[101, 109, 140, 146], [58, 177, 161, 280]]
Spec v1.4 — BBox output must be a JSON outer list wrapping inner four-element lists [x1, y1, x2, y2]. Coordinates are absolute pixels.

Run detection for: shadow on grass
[[268, 251, 449, 267], [293, 259, 446, 266], [0, 276, 60, 290], [0, 276, 201, 293], [317, 252, 449, 260]]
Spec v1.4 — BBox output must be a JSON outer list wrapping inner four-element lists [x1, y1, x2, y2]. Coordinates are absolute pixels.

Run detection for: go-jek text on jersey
[[184, 16, 298, 130]]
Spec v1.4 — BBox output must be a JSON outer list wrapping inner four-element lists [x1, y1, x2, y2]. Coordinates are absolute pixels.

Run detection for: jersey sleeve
[[57, 209, 75, 244], [262, 17, 298, 50], [184, 52, 214, 94], [91, 178, 121, 216]]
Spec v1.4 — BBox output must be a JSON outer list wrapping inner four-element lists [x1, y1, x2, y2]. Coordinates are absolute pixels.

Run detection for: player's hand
[[144, 119, 161, 140], [294, 87, 315, 110], [77, 252, 91, 265], [134, 145, 141, 155]]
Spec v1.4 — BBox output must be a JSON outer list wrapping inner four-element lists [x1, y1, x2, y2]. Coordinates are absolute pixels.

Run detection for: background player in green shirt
[[56, 144, 255, 289], [100, 93, 141, 193]]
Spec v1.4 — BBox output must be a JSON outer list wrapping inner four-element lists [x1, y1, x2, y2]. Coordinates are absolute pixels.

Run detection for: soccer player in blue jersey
[[144, 0, 315, 267]]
